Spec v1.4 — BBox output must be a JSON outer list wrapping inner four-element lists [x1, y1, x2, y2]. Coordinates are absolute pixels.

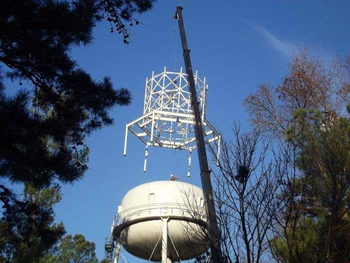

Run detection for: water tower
[[105, 68, 220, 263], [113, 181, 207, 262], [105, 6, 222, 263]]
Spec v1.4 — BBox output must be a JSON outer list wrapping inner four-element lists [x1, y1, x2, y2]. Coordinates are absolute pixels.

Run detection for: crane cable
[[174, 148, 180, 179], [173, 17, 179, 71]]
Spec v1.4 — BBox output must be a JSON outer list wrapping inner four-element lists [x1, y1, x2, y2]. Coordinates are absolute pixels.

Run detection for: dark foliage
[[0, 0, 132, 188], [0, 0, 153, 261], [0, 185, 65, 262], [98, 0, 155, 43], [245, 51, 350, 262], [43, 234, 99, 263]]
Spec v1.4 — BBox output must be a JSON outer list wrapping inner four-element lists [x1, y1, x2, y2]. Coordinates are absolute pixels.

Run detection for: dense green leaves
[[281, 112, 350, 262], [44, 234, 99, 263]]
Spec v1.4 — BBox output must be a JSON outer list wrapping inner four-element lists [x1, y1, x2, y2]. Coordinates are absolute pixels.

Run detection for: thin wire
[[120, 247, 128, 263], [173, 18, 178, 71], [174, 149, 180, 178], [189, 151, 194, 185], [168, 231, 181, 261], [148, 234, 162, 262]]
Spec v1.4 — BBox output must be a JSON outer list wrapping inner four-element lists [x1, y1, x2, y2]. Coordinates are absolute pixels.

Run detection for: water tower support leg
[[161, 217, 169, 263], [113, 242, 121, 263]]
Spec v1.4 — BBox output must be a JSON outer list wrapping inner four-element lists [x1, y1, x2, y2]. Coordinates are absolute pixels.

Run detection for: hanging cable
[[174, 148, 180, 179], [173, 17, 178, 71]]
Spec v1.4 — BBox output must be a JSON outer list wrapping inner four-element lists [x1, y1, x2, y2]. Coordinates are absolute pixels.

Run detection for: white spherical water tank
[[113, 181, 208, 261]]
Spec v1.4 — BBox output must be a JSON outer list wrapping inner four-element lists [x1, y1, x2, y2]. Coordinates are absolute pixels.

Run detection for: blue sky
[[51, 1, 350, 261]]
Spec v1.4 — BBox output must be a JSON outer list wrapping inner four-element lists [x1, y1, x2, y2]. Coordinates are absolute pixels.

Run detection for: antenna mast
[[174, 6, 223, 263]]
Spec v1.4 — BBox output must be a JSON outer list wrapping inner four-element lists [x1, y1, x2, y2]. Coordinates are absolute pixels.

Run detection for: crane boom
[[174, 6, 224, 263]]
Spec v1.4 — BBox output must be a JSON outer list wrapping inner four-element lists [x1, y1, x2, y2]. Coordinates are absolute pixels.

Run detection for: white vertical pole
[[187, 150, 192, 177], [113, 242, 121, 263], [110, 217, 115, 233], [123, 126, 129, 156], [150, 112, 155, 142], [150, 71, 155, 112], [161, 218, 169, 263], [216, 135, 221, 166], [143, 144, 149, 173], [143, 77, 148, 115], [161, 67, 166, 111], [202, 78, 207, 123]]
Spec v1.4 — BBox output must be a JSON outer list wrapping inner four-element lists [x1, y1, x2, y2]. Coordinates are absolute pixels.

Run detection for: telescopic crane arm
[[174, 6, 224, 263]]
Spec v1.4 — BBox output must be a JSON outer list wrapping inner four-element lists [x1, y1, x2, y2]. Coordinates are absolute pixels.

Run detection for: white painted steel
[[123, 68, 221, 173], [115, 181, 208, 261], [162, 217, 169, 263]]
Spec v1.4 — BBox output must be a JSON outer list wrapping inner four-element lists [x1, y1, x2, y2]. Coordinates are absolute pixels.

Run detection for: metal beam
[[174, 6, 223, 263]]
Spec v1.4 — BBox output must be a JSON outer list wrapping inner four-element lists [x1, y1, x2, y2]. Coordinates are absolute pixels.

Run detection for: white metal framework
[[123, 67, 220, 174]]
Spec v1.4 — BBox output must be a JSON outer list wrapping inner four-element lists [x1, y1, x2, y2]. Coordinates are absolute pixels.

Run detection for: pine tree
[[0, 0, 154, 261], [42, 234, 99, 263]]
